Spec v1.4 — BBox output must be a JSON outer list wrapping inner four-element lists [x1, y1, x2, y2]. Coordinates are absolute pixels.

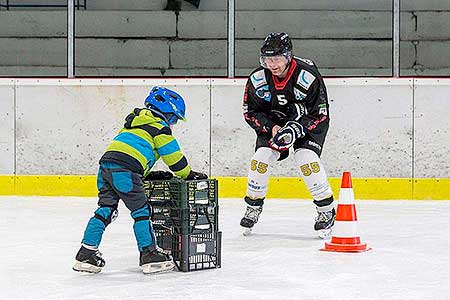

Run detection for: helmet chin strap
[[148, 106, 170, 124], [281, 61, 291, 74], [282, 52, 293, 73]]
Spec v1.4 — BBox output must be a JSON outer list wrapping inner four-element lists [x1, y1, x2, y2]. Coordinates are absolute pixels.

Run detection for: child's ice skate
[[140, 246, 175, 274], [73, 245, 106, 274]]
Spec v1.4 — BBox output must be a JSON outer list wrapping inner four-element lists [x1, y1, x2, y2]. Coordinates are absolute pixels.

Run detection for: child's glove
[[145, 171, 174, 181], [186, 170, 208, 180]]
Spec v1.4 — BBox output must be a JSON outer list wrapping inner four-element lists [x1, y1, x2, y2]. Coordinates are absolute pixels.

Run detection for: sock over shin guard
[[294, 148, 333, 201], [246, 147, 280, 200]]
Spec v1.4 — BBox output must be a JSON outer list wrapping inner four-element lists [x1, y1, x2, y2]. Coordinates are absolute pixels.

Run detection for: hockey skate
[[140, 247, 175, 274], [240, 205, 263, 236], [73, 245, 106, 274], [315, 208, 336, 239]]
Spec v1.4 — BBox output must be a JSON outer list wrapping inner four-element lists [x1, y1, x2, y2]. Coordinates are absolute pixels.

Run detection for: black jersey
[[243, 57, 329, 136]]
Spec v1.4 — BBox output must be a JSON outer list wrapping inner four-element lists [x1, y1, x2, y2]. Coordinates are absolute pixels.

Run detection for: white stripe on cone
[[332, 220, 360, 238], [337, 188, 355, 205]]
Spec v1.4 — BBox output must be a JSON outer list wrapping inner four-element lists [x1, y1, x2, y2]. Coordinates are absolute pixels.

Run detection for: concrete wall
[[4, 0, 450, 11], [0, 78, 448, 179], [0, 7, 450, 76], [0, 0, 167, 10]]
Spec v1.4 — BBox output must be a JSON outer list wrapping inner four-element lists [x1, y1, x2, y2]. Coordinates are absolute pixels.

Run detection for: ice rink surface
[[1, 196, 449, 300]]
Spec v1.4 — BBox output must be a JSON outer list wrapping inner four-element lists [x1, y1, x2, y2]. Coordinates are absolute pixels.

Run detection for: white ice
[[1, 196, 449, 300]]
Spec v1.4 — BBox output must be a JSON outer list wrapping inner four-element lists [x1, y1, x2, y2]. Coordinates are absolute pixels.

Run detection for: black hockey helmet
[[260, 32, 292, 57], [260, 32, 293, 68]]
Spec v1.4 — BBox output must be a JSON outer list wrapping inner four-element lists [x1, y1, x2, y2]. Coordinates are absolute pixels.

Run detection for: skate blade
[[142, 261, 175, 274], [317, 228, 332, 239], [242, 227, 252, 236], [73, 261, 102, 274]]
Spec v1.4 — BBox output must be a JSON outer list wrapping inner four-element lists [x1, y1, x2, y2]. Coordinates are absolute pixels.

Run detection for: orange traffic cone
[[320, 172, 371, 252]]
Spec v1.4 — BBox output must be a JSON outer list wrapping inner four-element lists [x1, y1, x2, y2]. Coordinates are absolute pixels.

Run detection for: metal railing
[[0, 0, 86, 10]]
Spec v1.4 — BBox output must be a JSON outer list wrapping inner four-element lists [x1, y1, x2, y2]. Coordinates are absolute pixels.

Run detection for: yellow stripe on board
[[0, 176, 15, 194], [205, 177, 450, 200], [0, 175, 97, 197], [0, 176, 449, 200], [413, 178, 450, 200]]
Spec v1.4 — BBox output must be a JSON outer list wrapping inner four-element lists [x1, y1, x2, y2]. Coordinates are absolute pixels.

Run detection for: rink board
[[13, 79, 210, 175], [1, 175, 449, 200], [413, 79, 450, 178], [0, 80, 15, 174], [0, 78, 449, 199]]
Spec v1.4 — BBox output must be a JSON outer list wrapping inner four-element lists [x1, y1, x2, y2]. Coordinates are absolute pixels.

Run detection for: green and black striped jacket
[[100, 108, 191, 179]]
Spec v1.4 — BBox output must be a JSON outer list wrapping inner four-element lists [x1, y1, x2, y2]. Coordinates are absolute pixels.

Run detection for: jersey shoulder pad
[[296, 65, 317, 91], [249, 69, 268, 89], [294, 56, 316, 67]]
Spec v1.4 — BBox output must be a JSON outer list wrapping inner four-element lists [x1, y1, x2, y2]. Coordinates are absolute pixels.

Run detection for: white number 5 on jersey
[[276, 95, 288, 105]]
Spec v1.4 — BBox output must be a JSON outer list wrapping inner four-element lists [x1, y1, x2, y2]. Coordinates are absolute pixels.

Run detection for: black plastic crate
[[145, 178, 221, 272], [144, 178, 218, 208], [155, 229, 222, 272], [145, 179, 219, 235]]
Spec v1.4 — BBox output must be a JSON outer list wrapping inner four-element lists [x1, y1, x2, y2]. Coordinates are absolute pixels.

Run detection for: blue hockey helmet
[[144, 86, 186, 125]]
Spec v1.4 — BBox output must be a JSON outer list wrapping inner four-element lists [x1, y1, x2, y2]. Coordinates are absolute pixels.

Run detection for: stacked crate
[[144, 178, 221, 272]]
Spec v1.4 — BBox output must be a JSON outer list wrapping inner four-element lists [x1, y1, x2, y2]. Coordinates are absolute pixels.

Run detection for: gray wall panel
[[323, 79, 414, 178], [14, 80, 210, 175], [402, 12, 450, 40], [180, 11, 395, 39], [0, 82, 15, 174], [401, 1, 450, 11], [210, 80, 255, 176], [195, 0, 392, 11], [178, 12, 227, 39], [416, 41, 450, 69], [0, 66, 67, 77], [413, 80, 450, 178], [236, 11, 392, 39], [85, 0, 167, 10], [171, 40, 227, 68], [236, 40, 395, 69], [0, 11, 66, 37], [75, 39, 169, 68], [75, 11, 176, 37], [0, 38, 66, 66]]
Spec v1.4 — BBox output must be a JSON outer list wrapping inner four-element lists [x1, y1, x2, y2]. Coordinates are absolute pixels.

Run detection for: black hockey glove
[[145, 171, 174, 181], [287, 102, 307, 121], [269, 121, 305, 151], [186, 170, 208, 180]]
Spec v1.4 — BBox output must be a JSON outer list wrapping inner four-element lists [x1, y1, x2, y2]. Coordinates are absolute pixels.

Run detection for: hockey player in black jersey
[[240, 32, 335, 238]]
